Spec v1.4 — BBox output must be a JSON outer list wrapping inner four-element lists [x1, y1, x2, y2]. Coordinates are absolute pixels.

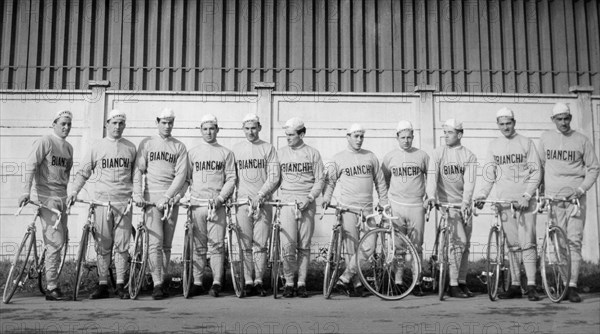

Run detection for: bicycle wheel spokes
[[3, 232, 34, 304], [486, 227, 501, 301], [128, 227, 149, 300], [182, 227, 194, 298], [323, 229, 342, 299], [541, 227, 571, 303], [37, 248, 48, 295], [270, 227, 282, 299], [73, 228, 90, 301], [227, 227, 245, 298], [438, 228, 449, 301]]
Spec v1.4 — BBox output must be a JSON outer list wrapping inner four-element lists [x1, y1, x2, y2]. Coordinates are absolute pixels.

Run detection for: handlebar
[[473, 200, 518, 218], [320, 203, 365, 221], [536, 196, 580, 217], [16, 200, 63, 229], [178, 198, 217, 221], [263, 200, 301, 220]]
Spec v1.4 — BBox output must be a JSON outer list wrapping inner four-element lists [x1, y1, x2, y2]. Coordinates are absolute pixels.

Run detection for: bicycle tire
[[128, 226, 149, 299], [182, 227, 194, 298], [438, 227, 449, 301], [541, 226, 571, 303], [270, 226, 282, 299], [498, 233, 511, 295], [3, 231, 34, 304], [486, 227, 501, 300], [227, 227, 245, 298], [323, 228, 342, 299], [73, 226, 90, 301], [38, 233, 69, 296]]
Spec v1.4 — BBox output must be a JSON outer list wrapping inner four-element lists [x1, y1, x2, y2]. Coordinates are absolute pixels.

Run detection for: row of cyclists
[[18, 103, 598, 302]]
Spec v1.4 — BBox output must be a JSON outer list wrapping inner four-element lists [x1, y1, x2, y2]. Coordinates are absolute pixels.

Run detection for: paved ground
[[1, 290, 599, 334]]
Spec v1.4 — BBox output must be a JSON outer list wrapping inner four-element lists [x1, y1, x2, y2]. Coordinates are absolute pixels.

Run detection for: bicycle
[[3, 200, 68, 304], [71, 199, 132, 301], [473, 200, 517, 301], [177, 199, 216, 298], [320, 203, 365, 299], [356, 205, 421, 300], [128, 202, 170, 299], [536, 194, 575, 303], [263, 200, 300, 299], [225, 199, 246, 298]]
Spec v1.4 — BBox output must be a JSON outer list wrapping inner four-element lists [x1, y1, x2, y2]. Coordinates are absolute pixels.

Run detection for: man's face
[[285, 129, 303, 147], [106, 119, 126, 139], [444, 128, 462, 147], [397, 130, 414, 150], [157, 118, 174, 137], [552, 113, 572, 134], [243, 121, 261, 142], [347, 132, 364, 150], [497, 117, 516, 138], [201, 123, 219, 143], [53, 117, 72, 139]]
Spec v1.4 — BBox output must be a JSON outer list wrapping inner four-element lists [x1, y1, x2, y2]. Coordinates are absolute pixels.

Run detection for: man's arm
[[219, 150, 237, 201], [381, 153, 392, 189], [20, 137, 49, 205], [462, 152, 478, 204], [132, 139, 148, 203], [578, 137, 600, 193], [70, 145, 96, 198], [524, 138, 542, 197], [257, 146, 280, 199], [308, 150, 325, 202], [322, 160, 339, 205], [477, 144, 496, 200], [372, 154, 388, 206], [164, 143, 189, 199]]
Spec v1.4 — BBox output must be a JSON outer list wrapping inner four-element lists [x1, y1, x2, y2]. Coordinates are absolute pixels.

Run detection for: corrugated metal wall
[[1, 0, 599, 93]]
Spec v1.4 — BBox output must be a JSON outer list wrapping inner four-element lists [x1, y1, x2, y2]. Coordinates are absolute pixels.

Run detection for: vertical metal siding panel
[[303, 0, 314, 91], [538, 0, 553, 93], [340, 0, 351, 91], [81, 0, 94, 88], [587, 0, 600, 94], [415, 0, 427, 87], [250, 0, 263, 88], [403, 1, 415, 90], [158, 0, 172, 91], [290, 0, 304, 91], [391, 0, 403, 92], [212, 0, 223, 90], [451, 0, 464, 91], [184, 0, 197, 91], [564, 0, 578, 88], [224, 0, 236, 91], [146, 0, 158, 90], [327, 0, 339, 91], [352, 0, 364, 92], [133, 0, 146, 90], [67, 1, 81, 89], [26, 0, 41, 88], [513, 0, 528, 93], [488, 0, 503, 92], [314, 0, 326, 90], [525, 0, 541, 93], [574, 0, 589, 87], [1, 0, 14, 89], [275, 0, 288, 90], [550, 0, 568, 93], [263, 0, 275, 84], [97, 1, 109, 82], [440, 0, 452, 91], [378, 0, 392, 91], [16, 0, 31, 88], [199, 0, 213, 90], [120, 0, 133, 90], [479, 0, 491, 92], [464, 0, 481, 92], [53, 1, 66, 89], [427, 0, 440, 90], [238, 0, 250, 91], [39, 0, 54, 88], [172, 0, 184, 91], [365, 0, 377, 92]]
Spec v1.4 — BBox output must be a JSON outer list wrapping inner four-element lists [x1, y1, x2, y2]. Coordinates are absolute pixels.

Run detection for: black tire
[[182, 226, 194, 298], [486, 227, 501, 301], [270, 226, 282, 299], [541, 226, 571, 303], [323, 228, 342, 299], [3, 232, 34, 304], [438, 227, 449, 301], [128, 226, 149, 300], [73, 227, 90, 301], [227, 226, 245, 298]]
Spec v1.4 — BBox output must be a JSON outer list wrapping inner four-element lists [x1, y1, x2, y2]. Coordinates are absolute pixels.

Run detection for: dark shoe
[[526, 285, 540, 301], [209, 284, 221, 297], [335, 280, 350, 296], [498, 285, 522, 299], [190, 284, 205, 297], [568, 287, 582, 303], [161, 281, 170, 298], [282, 285, 294, 298], [297, 285, 308, 298], [244, 284, 254, 297], [351, 285, 367, 297], [115, 284, 130, 299], [449, 286, 468, 298], [459, 283, 474, 297], [89, 284, 110, 299], [412, 285, 425, 297], [255, 283, 267, 297], [46, 288, 68, 301], [152, 285, 165, 300]]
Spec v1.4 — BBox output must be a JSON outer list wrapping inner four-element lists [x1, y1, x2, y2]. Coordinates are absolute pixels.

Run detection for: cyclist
[[133, 108, 189, 300], [232, 113, 280, 297], [322, 123, 388, 297], [538, 102, 599, 303], [425, 119, 477, 298], [19, 110, 73, 301], [473, 108, 542, 301], [183, 114, 236, 297], [381, 120, 430, 296], [68, 109, 137, 300], [277, 117, 325, 298]]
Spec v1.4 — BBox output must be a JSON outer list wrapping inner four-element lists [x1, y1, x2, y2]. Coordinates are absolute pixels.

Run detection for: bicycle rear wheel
[[73, 227, 90, 301], [438, 227, 449, 301], [486, 227, 501, 300], [182, 227, 194, 298], [357, 229, 421, 300], [3, 232, 34, 304], [541, 226, 571, 303], [323, 228, 343, 299], [227, 227, 245, 298], [270, 226, 282, 299], [129, 226, 149, 299]]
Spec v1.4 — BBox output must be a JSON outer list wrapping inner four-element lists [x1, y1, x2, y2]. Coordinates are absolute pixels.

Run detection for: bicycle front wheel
[[38, 234, 69, 295], [270, 226, 282, 299], [357, 229, 421, 300], [323, 228, 343, 299], [486, 227, 501, 300], [129, 226, 149, 299], [541, 226, 571, 303], [227, 227, 245, 298], [182, 227, 194, 298], [3, 232, 34, 304], [73, 227, 90, 301], [438, 227, 449, 301]]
